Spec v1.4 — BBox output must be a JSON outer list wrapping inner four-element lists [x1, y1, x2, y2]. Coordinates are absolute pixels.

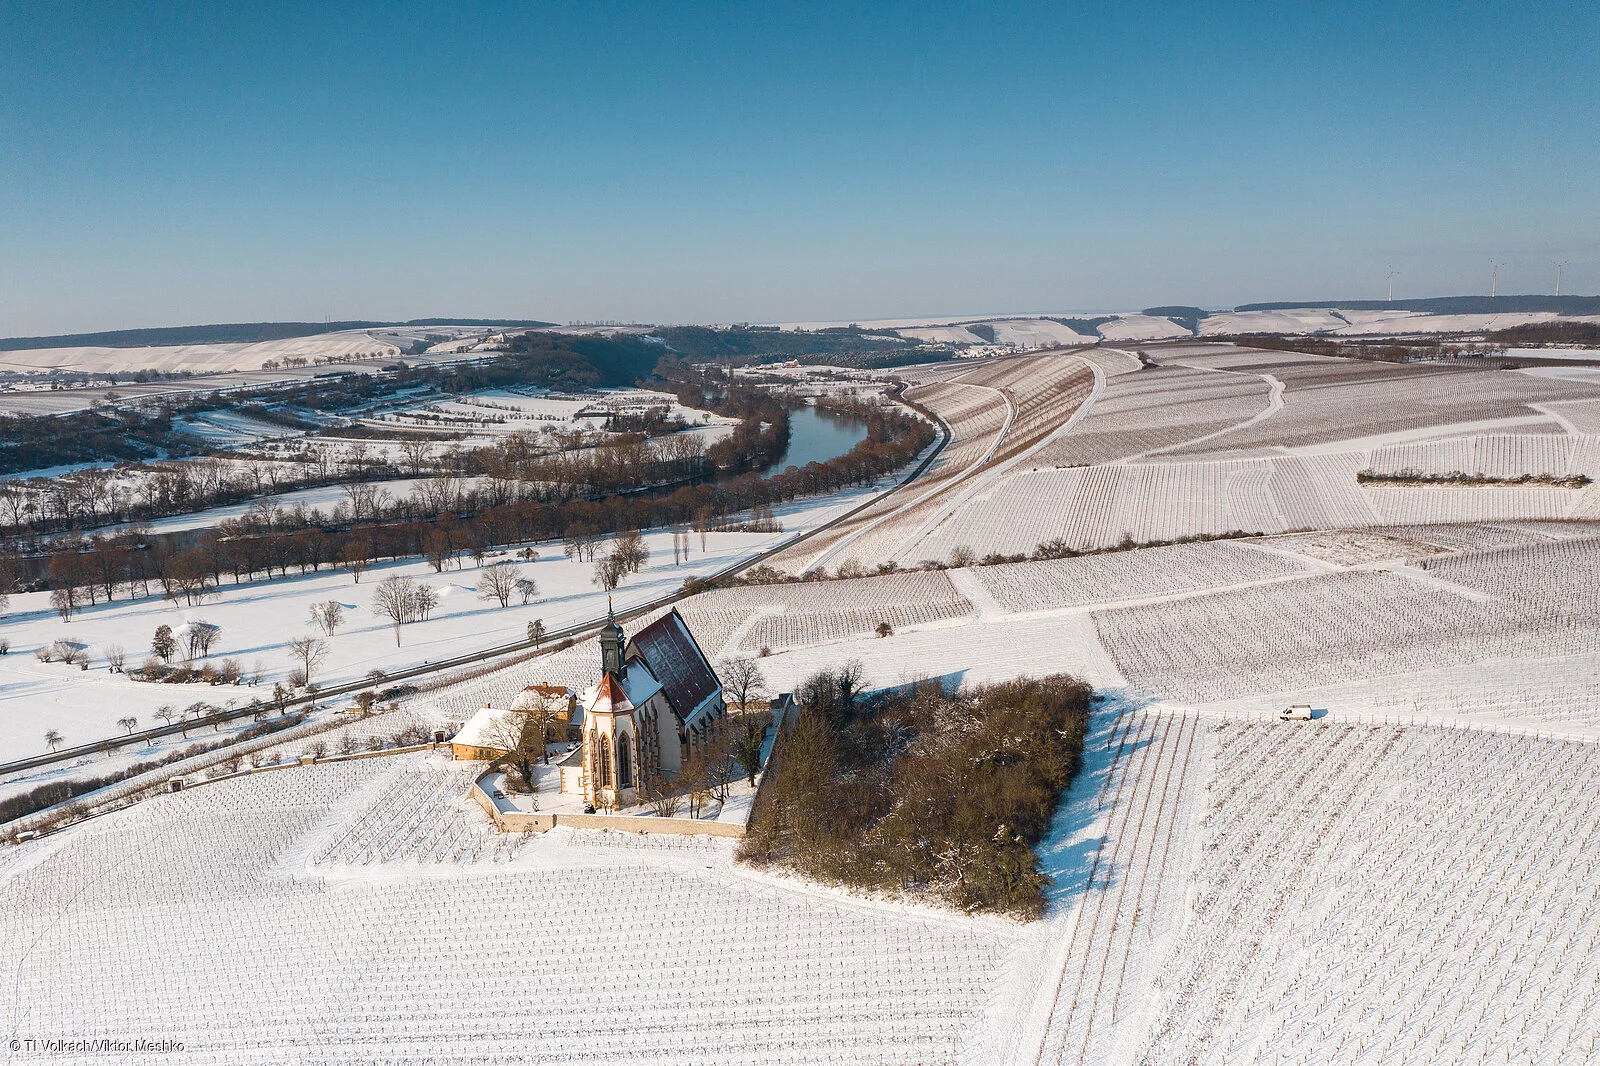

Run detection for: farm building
[[448, 683, 578, 760]]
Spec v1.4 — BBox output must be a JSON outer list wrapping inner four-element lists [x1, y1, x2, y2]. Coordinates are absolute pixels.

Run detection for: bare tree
[[155, 705, 177, 731], [418, 530, 447, 573], [563, 524, 598, 563], [718, 656, 768, 711], [309, 600, 345, 637], [286, 635, 329, 688], [117, 715, 138, 735], [592, 553, 625, 592], [732, 714, 768, 786], [521, 690, 568, 764], [187, 620, 221, 659], [482, 710, 546, 788], [151, 624, 177, 663], [44, 729, 64, 753], [340, 539, 372, 583], [50, 587, 75, 621], [612, 530, 649, 575], [527, 618, 545, 647], [414, 583, 440, 621], [836, 659, 867, 707], [643, 772, 683, 818], [515, 577, 538, 605], [476, 561, 523, 608], [371, 575, 422, 646], [103, 643, 127, 671]]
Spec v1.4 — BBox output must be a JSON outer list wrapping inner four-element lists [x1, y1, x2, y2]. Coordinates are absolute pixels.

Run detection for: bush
[[741, 672, 1091, 918]]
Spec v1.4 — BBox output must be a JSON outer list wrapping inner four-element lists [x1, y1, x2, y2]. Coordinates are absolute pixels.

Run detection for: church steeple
[[600, 597, 625, 675]]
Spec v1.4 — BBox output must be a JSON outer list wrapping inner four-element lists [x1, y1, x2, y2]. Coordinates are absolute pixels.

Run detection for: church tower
[[600, 600, 624, 676]]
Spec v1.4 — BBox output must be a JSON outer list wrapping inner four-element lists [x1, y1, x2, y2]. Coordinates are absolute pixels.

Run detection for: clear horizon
[[3, 1, 1597, 336]]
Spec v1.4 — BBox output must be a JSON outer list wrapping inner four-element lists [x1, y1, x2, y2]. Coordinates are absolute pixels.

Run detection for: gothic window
[[617, 733, 632, 788], [598, 734, 612, 788]]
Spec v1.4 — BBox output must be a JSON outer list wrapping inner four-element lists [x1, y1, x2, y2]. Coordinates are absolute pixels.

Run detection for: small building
[[450, 684, 580, 761], [509, 683, 579, 731], [450, 705, 519, 761]]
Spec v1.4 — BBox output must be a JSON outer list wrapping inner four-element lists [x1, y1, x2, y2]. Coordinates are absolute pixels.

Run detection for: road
[[0, 385, 952, 779]]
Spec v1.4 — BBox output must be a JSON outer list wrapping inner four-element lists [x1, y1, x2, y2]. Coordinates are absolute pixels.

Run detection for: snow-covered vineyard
[[6, 340, 1600, 1064], [9, 710, 1600, 1064], [0, 759, 1016, 1065]]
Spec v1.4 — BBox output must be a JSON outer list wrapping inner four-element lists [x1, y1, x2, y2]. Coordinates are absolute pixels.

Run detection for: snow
[[173, 409, 304, 447], [0, 485, 880, 761], [371, 386, 737, 437], [5, 337, 1599, 1063], [986, 319, 1097, 348], [1094, 314, 1190, 341], [0, 756, 1018, 1065], [1197, 307, 1600, 338], [1199, 308, 1353, 335], [1505, 347, 1600, 360], [0, 330, 402, 375], [894, 325, 992, 345]]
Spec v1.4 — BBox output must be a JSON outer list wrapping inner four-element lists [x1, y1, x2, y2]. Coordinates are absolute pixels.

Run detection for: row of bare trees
[[8, 401, 931, 617], [0, 423, 715, 540]]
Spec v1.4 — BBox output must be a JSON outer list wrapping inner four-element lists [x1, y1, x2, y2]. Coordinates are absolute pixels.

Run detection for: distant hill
[[648, 325, 915, 361], [1234, 296, 1600, 316], [1142, 306, 1212, 333], [0, 319, 558, 352]]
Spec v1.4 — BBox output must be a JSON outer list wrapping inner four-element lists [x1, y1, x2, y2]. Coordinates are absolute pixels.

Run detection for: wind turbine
[[1386, 267, 1401, 302], [1556, 261, 1569, 297], [1490, 260, 1503, 298]]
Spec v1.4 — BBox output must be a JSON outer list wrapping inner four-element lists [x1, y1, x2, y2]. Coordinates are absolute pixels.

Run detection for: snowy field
[[812, 344, 1600, 564], [368, 386, 736, 437], [1198, 307, 1600, 337], [0, 756, 1018, 1065], [0, 330, 402, 376], [0, 487, 879, 761], [10, 693, 1600, 1064], [6, 337, 1600, 1064]]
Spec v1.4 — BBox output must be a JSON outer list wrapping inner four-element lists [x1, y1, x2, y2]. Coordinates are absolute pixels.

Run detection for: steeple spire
[[600, 599, 625, 675]]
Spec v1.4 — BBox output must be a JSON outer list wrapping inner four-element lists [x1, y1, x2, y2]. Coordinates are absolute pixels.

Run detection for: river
[[760, 405, 870, 474]]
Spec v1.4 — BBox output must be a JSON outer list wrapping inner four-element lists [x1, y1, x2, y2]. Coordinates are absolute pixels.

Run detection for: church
[[575, 607, 728, 809]]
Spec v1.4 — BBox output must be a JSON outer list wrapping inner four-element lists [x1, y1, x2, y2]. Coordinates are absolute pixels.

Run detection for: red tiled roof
[[585, 673, 634, 715]]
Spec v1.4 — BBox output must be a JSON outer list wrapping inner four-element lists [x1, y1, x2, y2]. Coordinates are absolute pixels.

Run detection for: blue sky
[[2, 1, 1597, 335]]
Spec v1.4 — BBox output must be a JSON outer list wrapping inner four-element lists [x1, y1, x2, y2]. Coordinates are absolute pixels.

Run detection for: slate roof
[[627, 610, 723, 724]]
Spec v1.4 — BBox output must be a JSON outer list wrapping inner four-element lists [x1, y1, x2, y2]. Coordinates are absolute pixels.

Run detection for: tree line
[[4, 396, 931, 613], [1, 351, 798, 542]]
